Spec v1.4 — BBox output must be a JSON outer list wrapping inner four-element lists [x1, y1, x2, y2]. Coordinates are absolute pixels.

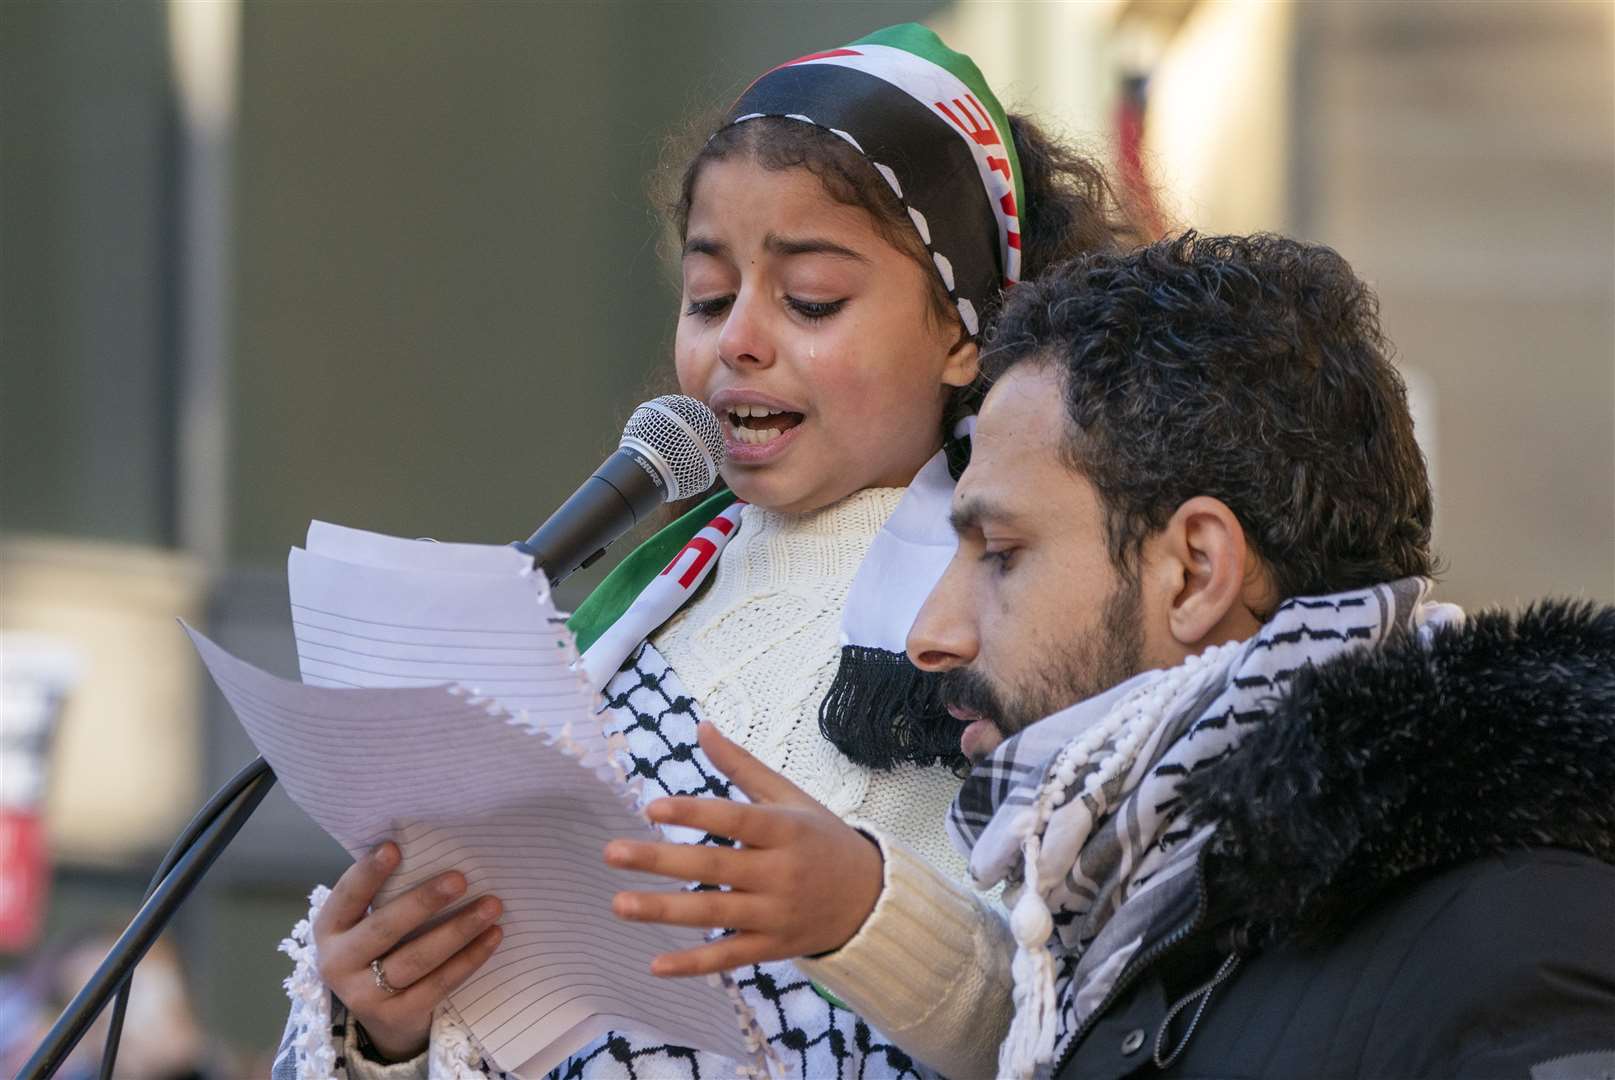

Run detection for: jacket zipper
[[1050, 846, 1213, 1077], [1151, 950, 1243, 1068]]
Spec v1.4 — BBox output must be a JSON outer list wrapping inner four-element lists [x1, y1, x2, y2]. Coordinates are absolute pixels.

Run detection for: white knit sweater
[[651, 487, 971, 886]]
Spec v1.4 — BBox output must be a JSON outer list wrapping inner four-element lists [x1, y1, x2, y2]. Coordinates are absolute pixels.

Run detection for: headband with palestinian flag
[[724, 23, 1024, 339]]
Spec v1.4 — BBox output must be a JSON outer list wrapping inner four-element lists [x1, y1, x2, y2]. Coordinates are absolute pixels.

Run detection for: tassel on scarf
[[990, 668, 1188, 1080], [1002, 835, 1060, 1080], [817, 645, 968, 772]]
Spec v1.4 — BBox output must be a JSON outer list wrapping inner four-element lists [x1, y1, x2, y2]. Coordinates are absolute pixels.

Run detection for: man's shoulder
[[1183, 600, 1615, 950], [1263, 845, 1615, 997], [1346, 847, 1615, 1077], [1379, 847, 1614, 961], [1170, 848, 1615, 1078]]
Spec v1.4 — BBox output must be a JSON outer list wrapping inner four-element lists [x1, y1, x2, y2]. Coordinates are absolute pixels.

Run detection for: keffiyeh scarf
[[946, 577, 1464, 1078]]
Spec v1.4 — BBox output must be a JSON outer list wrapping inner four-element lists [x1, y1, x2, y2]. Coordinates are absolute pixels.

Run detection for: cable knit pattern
[[798, 829, 1015, 1080], [652, 488, 971, 886]]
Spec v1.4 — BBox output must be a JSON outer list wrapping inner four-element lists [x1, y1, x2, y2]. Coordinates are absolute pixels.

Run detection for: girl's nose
[[717, 290, 775, 371]]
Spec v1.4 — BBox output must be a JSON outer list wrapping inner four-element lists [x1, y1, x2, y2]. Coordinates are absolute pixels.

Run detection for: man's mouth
[[724, 403, 805, 446], [947, 703, 1003, 765]]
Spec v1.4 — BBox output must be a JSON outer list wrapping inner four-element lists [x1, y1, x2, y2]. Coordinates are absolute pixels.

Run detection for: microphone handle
[[516, 448, 667, 584]]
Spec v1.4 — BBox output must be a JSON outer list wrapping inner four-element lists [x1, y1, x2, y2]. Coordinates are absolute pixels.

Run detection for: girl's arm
[[795, 829, 1014, 1080], [606, 722, 1014, 1079]]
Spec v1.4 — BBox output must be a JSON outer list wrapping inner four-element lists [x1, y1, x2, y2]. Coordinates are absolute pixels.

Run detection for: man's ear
[[941, 337, 979, 388], [1149, 496, 1255, 649]]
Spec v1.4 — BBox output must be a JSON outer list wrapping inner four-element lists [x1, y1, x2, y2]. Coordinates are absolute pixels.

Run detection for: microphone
[[516, 395, 725, 584]]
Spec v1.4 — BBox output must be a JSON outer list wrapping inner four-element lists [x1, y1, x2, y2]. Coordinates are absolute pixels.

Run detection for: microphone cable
[[20, 757, 277, 1080], [96, 756, 276, 1080]]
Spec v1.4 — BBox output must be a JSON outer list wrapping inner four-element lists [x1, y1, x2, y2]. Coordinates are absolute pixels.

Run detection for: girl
[[274, 23, 1129, 1080]]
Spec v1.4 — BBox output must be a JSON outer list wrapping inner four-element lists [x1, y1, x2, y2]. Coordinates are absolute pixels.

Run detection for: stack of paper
[[185, 522, 766, 1077]]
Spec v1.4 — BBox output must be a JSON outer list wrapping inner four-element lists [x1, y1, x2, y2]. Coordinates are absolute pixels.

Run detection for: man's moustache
[[936, 667, 1007, 724]]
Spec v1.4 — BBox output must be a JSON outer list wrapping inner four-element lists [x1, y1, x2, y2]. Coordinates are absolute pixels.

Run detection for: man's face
[[909, 364, 1145, 765]]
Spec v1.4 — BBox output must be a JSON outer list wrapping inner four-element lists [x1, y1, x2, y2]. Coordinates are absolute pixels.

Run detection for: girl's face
[[675, 156, 979, 515]]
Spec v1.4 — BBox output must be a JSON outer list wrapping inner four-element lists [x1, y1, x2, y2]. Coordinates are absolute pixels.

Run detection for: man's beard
[[939, 574, 1145, 744]]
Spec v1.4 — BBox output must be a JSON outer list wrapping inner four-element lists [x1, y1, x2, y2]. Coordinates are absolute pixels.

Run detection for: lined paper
[[305, 520, 529, 576], [187, 626, 756, 1076], [286, 524, 596, 749]]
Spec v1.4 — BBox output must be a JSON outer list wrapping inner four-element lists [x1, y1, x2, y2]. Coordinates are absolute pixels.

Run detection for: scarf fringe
[[279, 886, 341, 1080], [817, 644, 966, 772], [279, 886, 493, 1080]]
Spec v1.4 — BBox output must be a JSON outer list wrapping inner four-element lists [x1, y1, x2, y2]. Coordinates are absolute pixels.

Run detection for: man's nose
[[906, 560, 978, 672], [717, 289, 774, 371]]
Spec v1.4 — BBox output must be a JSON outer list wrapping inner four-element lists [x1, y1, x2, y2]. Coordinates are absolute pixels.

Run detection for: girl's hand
[[312, 843, 504, 1061], [604, 722, 884, 976]]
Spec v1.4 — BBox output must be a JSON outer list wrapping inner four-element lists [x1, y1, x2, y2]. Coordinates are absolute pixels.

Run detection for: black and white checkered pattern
[[271, 642, 949, 1080], [545, 643, 939, 1080]]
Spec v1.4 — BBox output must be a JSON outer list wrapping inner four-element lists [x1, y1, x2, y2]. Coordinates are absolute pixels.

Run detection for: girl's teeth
[[732, 423, 782, 445], [725, 402, 794, 446]]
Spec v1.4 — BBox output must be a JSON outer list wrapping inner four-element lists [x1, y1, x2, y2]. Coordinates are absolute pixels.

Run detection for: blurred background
[[2, 0, 1611, 1073]]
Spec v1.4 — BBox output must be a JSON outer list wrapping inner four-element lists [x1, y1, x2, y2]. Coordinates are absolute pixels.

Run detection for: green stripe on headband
[[852, 23, 1025, 229]]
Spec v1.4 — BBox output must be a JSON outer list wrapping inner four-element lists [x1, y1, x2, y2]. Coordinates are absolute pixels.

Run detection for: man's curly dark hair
[[983, 231, 1435, 601]]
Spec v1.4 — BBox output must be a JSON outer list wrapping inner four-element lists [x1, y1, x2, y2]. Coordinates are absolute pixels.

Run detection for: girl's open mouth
[[725, 404, 806, 446]]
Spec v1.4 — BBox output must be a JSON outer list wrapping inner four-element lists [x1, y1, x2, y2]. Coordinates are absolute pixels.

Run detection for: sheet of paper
[[186, 626, 757, 1075], [285, 543, 594, 747], [305, 520, 531, 577]]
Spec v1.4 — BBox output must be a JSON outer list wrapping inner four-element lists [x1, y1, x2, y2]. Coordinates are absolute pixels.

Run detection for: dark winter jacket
[[1055, 601, 1615, 1080]]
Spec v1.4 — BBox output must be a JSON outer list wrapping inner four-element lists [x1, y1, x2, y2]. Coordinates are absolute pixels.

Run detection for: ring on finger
[[371, 957, 401, 995]]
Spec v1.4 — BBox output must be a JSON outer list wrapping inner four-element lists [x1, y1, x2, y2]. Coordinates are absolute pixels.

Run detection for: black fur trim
[[818, 645, 969, 774], [1180, 599, 1615, 947]]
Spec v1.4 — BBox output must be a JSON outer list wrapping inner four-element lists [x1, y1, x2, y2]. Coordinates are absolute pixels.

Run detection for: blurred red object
[[0, 809, 48, 951], [0, 634, 81, 954], [1115, 72, 1165, 240]]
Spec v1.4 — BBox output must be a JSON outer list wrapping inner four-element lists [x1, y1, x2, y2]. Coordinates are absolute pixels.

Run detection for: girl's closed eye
[[685, 295, 733, 320], [787, 296, 846, 321]]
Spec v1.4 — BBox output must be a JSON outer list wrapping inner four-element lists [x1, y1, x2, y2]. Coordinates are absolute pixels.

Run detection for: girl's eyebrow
[[763, 233, 869, 262], [683, 237, 726, 258], [682, 234, 869, 263], [678, 232, 865, 261]]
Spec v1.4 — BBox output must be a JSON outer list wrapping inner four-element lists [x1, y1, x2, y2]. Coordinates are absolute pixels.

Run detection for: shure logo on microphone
[[628, 450, 669, 492]]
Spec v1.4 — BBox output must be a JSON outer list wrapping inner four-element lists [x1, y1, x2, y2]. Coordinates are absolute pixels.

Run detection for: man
[[613, 233, 1615, 1079], [899, 231, 1615, 1078]]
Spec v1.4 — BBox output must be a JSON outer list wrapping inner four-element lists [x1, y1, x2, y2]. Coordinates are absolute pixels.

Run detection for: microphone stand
[[19, 757, 278, 1080]]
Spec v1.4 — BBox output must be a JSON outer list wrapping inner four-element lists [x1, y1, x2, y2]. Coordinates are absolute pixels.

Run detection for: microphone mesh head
[[621, 395, 725, 501]]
